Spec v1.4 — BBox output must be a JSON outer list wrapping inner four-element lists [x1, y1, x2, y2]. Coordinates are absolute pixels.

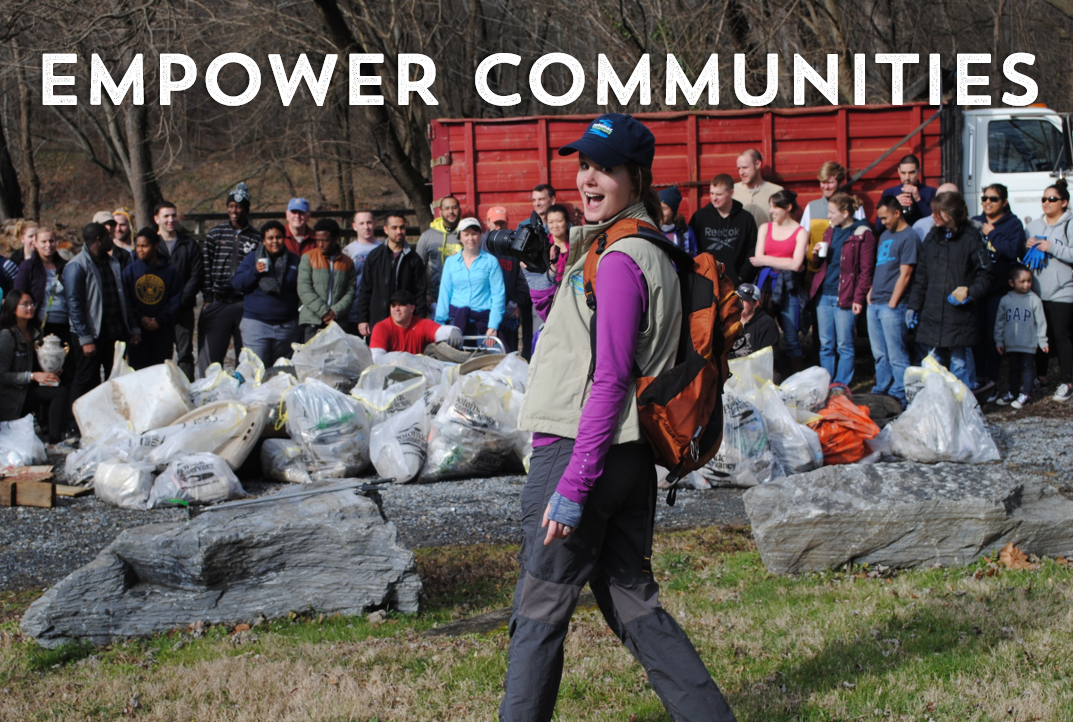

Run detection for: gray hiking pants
[[499, 439, 736, 722]]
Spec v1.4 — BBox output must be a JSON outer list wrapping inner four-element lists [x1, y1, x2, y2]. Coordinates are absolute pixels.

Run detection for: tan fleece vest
[[519, 205, 683, 443]]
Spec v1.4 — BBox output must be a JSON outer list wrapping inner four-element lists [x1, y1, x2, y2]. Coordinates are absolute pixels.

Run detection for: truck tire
[[424, 342, 474, 364]]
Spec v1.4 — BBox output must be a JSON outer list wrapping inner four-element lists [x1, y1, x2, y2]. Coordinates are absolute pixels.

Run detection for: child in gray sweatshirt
[[995, 265, 1049, 408]]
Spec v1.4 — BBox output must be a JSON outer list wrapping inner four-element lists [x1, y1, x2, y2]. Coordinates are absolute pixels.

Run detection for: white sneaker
[[995, 392, 1015, 406], [1011, 394, 1031, 410], [1054, 384, 1073, 402]]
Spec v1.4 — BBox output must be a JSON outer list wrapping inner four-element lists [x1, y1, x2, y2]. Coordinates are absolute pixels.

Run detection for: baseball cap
[[486, 206, 508, 224], [457, 217, 482, 233], [288, 197, 310, 213], [389, 290, 417, 306], [92, 210, 115, 225], [558, 113, 655, 170], [737, 283, 761, 303]]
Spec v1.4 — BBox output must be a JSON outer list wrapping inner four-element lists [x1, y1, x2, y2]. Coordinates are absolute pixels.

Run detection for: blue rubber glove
[[1024, 245, 1049, 270], [947, 293, 971, 306], [906, 309, 918, 329]]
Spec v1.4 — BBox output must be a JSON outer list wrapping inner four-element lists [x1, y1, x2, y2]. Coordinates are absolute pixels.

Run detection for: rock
[[21, 483, 421, 648], [743, 463, 1073, 574]]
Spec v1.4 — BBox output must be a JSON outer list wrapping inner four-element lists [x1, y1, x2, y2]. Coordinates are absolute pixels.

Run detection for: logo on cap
[[588, 119, 614, 138]]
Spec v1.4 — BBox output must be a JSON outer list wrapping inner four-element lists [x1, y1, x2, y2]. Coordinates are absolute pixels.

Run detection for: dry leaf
[[999, 543, 1035, 571], [1055, 556, 1068, 566], [232, 623, 250, 633]]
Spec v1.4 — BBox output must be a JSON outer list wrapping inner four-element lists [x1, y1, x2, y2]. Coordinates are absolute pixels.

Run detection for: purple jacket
[[809, 223, 877, 308]]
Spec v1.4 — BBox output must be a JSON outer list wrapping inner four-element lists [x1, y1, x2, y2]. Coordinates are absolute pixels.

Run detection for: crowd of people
[[1, 147, 1070, 452]]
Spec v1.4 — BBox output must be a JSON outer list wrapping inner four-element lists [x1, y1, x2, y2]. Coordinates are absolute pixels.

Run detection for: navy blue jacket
[[971, 212, 1026, 297], [231, 249, 301, 325], [122, 257, 182, 329], [875, 183, 937, 233]]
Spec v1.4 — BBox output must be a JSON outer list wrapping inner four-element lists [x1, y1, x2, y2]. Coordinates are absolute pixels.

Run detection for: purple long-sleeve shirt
[[533, 252, 648, 509]]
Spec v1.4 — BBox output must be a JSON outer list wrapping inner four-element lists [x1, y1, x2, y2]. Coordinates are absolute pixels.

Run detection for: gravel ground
[[3, 404, 1070, 593]]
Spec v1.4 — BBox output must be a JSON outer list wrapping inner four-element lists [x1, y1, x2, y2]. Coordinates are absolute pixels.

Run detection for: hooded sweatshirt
[[1026, 210, 1073, 303], [971, 212, 1027, 297], [415, 217, 461, 303], [122, 255, 182, 329], [688, 199, 757, 284]]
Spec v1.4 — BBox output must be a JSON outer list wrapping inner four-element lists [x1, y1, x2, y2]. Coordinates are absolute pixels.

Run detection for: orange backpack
[[582, 219, 743, 504]]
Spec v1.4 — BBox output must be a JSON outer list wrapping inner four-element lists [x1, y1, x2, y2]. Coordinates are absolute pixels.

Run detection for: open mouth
[[584, 192, 605, 211]]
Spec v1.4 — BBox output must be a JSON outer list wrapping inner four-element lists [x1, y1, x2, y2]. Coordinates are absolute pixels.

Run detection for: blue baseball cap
[[558, 114, 655, 170], [287, 197, 310, 213]]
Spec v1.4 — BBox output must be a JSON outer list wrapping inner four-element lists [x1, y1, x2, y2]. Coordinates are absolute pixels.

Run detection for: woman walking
[[502, 113, 735, 722]]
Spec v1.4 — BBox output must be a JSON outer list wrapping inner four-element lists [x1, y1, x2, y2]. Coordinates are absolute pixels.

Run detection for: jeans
[[1036, 301, 1073, 384], [815, 295, 856, 386], [1007, 351, 1035, 397], [867, 301, 910, 402], [928, 347, 973, 387], [69, 332, 119, 406], [777, 292, 803, 358], [239, 317, 299, 367]]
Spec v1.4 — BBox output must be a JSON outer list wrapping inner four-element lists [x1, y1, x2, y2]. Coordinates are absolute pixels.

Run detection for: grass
[[1, 526, 1071, 721]]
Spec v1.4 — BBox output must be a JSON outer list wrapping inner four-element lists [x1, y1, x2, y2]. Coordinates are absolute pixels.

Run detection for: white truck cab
[[960, 107, 1071, 225]]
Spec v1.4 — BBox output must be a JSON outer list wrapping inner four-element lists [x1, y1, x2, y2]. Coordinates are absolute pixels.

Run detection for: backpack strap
[[583, 218, 695, 381]]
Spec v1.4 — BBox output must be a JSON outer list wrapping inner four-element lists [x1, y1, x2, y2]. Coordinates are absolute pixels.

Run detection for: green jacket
[[297, 250, 357, 327]]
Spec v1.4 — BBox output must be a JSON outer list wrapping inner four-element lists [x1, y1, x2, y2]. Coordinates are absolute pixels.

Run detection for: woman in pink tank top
[[750, 189, 809, 369]]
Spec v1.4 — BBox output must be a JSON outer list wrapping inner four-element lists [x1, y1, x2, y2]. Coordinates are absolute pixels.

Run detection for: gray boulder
[[22, 484, 421, 648], [743, 463, 1073, 574]]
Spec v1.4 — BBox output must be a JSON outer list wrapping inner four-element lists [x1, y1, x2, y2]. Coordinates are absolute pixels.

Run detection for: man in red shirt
[[370, 290, 461, 362], [284, 198, 316, 256]]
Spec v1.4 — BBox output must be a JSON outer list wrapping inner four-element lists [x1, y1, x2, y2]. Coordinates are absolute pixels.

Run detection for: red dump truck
[[429, 102, 1071, 226]]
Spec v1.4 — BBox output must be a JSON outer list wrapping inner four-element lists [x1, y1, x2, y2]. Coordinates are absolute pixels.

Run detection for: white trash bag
[[421, 371, 522, 481], [94, 460, 156, 510], [371, 400, 429, 483], [188, 363, 241, 407], [109, 341, 134, 379], [73, 361, 192, 444], [378, 351, 454, 385], [351, 365, 428, 426], [284, 378, 372, 478], [0, 415, 47, 468], [778, 366, 831, 422], [138, 403, 250, 467], [290, 322, 373, 392], [701, 391, 781, 488], [888, 371, 1000, 464], [491, 352, 530, 392], [746, 382, 823, 475], [148, 453, 245, 508], [65, 428, 140, 486], [234, 347, 266, 387], [727, 346, 774, 395], [260, 438, 314, 484], [240, 371, 297, 433]]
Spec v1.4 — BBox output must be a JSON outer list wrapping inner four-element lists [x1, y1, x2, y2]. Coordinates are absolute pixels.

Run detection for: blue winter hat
[[558, 113, 655, 170], [659, 187, 683, 215], [227, 182, 251, 207]]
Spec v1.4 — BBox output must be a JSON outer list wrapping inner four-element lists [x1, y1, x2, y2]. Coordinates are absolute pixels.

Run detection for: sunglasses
[[1042, 196, 1064, 203], [981, 195, 1003, 203]]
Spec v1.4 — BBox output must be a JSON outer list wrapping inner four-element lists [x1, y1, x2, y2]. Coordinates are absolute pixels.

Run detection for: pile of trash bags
[[67, 322, 532, 510], [698, 347, 999, 489], [62, 321, 1002, 510]]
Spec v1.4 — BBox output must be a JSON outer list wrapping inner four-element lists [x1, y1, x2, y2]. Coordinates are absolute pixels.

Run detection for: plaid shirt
[[92, 253, 127, 340], [202, 222, 262, 304]]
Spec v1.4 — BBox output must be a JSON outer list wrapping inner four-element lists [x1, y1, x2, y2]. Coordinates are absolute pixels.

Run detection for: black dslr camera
[[485, 212, 552, 274]]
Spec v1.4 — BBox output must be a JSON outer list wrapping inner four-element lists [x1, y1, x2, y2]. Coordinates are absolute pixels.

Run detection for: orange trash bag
[[807, 395, 880, 465]]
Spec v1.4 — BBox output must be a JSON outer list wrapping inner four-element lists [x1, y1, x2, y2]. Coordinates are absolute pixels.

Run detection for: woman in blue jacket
[[972, 183, 1026, 400], [435, 217, 505, 337], [122, 228, 182, 369], [231, 220, 301, 366]]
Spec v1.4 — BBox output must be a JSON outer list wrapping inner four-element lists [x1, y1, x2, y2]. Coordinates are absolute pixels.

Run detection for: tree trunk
[[13, 40, 40, 221], [0, 116, 25, 221], [311, 0, 433, 227], [124, 104, 163, 228]]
